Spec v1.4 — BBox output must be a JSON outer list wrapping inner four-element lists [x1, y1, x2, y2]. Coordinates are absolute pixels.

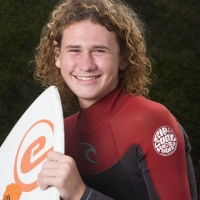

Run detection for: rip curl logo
[[153, 126, 177, 156], [14, 120, 54, 192], [78, 143, 101, 164]]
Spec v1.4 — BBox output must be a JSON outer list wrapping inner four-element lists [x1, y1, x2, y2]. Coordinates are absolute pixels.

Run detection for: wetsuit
[[64, 85, 197, 200]]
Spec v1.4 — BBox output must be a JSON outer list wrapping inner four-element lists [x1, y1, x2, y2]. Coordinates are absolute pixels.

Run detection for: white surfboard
[[0, 86, 64, 200]]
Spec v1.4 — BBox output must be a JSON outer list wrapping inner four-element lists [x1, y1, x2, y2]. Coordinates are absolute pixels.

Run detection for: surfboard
[[0, 86, 64, 200]]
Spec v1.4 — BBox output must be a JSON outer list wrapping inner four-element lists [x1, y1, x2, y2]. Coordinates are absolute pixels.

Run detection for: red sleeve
[[142, 106, 190, 199], [110, 97, 193, 199]]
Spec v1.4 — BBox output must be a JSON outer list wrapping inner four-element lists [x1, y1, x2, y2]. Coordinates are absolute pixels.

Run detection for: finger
[[39, 176, 57, 190], [47, 151, 72, 163], [38, 168, 59, 190], [37, 161, 58, 184], [42, 166, 71, 179], [40, 168, 58, 178], [38, 160, 68, 183], [42, 160, 60, 169]]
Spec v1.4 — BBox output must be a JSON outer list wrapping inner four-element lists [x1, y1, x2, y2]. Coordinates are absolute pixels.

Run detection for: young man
[[35, 0, 197, 199]]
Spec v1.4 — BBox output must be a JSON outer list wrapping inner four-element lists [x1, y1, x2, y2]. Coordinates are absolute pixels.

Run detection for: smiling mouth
[[74, 76, 101, 81]]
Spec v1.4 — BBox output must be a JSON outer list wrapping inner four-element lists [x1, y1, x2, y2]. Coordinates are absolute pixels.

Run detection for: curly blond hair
[[34, 0, 152, 111]]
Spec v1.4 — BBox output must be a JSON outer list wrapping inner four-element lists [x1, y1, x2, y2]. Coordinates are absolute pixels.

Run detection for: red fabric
[[64, 85, 191, 199]]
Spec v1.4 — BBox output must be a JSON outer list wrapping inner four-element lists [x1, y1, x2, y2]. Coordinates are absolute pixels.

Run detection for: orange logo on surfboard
[[2, 183, 22, 200], [14, 120, 54, 192]]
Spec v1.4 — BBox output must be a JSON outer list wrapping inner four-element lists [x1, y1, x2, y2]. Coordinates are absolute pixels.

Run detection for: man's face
[[55, 20, 125, 108]]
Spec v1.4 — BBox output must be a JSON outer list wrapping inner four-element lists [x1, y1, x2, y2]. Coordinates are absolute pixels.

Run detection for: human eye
[[93, 48, 107, 55], [94, 49, 105, 53], [69, 48, 80, 53], [65, 45, 81, 53], [93, 46, 109, 54]]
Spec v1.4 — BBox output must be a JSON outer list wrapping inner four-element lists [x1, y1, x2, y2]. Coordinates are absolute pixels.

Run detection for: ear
[[53, 40, 61, 68]]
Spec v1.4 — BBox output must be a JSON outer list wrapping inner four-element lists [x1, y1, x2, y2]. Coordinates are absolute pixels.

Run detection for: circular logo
[[153, 126, 177, 156], [14, 120, 54, 192]]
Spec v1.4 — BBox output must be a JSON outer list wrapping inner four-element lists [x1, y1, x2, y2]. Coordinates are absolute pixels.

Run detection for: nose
[[77, 52, 96, 71]]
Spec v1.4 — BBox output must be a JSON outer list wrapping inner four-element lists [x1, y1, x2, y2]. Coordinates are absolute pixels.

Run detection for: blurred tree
[[0, 0, 55, 143]]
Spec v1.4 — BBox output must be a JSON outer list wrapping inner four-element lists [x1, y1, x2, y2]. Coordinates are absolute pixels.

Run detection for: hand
[[37, 151, 86, 200]]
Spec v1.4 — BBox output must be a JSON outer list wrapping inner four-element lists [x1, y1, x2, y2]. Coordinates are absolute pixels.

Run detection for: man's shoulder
[[125, 95, 170, 115], [117, 95, 175, 128]]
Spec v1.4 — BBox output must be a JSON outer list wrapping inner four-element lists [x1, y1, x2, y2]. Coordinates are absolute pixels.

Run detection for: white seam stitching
[[86, 189, 93, 200]]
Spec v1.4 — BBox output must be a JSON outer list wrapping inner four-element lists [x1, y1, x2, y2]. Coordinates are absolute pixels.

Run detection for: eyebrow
[[93, 45, 109, 50], [65, 45, 81, 49], [65, 45, 109, 49]]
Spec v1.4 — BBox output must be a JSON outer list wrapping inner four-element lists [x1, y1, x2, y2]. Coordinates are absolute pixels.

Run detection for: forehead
[[61, 20, 119, 46]]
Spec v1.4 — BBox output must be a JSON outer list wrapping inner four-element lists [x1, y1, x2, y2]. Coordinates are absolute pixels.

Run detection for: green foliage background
[[0, 0, 199, 197]]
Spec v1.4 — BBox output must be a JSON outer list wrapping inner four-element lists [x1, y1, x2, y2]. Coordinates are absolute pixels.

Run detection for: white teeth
[[76, 76, 99, 81]]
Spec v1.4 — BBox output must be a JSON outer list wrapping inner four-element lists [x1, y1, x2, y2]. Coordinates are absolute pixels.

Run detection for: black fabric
[[121, 145, 160, 200], [178, 122, 197, 200], [81, 144, 161, 200], [82, 157, 142, 200], [81, 186, 114, 200]]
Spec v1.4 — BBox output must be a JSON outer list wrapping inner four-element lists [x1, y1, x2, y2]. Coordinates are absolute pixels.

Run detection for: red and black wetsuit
[[64, 85, 197, 200]]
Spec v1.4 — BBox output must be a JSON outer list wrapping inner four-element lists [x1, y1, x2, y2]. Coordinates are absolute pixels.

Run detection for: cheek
[[99, 57, 120, 72], [60, 58, 75, 72], [108, 60, 120, 75]]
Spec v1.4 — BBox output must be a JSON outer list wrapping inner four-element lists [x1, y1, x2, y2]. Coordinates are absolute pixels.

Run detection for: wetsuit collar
[[77, 84, 130, 134]]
